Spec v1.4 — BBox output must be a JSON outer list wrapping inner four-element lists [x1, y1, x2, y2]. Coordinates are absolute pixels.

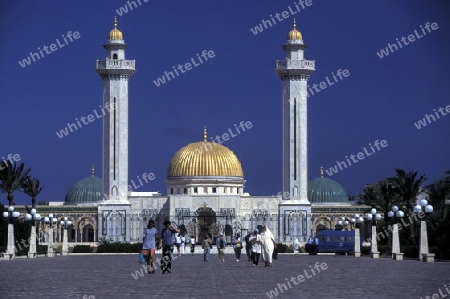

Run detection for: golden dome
[[287, 19, 302, 41], [167, 140, 244, 178], [109, 17, 123, 40]]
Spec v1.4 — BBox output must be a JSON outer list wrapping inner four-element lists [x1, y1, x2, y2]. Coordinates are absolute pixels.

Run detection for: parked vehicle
[[316, 230, 360, 255]]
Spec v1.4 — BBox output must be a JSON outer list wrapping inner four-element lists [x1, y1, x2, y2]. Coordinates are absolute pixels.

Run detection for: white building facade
[[94, 19, 339, 244], [51, 20, 368, 246]]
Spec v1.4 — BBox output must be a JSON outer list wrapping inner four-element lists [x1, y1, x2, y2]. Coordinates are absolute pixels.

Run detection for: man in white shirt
[[248, 229, 261, 267]]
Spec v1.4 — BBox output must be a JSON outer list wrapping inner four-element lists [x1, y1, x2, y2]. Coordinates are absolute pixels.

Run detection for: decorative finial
[[320, 167, 324, 178], [293, 18, 297, 29], [90, 166, 95, 176], [114, 16, 118, 29], [203, 126, 208, 142]]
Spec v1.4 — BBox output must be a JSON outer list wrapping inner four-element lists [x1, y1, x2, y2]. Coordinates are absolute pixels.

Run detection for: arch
[[83, 224, 95, 242], [76, 216, 98, 243], [194, 205, 217, 242], [113, 53, 118, 59], [312, 216, 332, 235]]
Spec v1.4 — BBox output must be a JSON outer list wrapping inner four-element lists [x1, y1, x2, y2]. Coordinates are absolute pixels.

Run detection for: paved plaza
[[1, 251, 449, 299]]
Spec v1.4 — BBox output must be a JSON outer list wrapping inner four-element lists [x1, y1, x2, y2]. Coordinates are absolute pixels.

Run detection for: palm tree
[[426, 179, 447, 208], [359, 180, 401, 224], [389, 168, 426, 243], [22, 177, 44, 208], [0, 161, 31, 206], [358, 180, 401, 245], [426, 170, 450, 219], [444, 169, 450, 188]]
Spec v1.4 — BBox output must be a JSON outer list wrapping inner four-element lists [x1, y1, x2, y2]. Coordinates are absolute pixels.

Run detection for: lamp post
[[414, 199, 434, 262], [44, 214, 58, 257], [2, 206, 21, 260], [387, 206, 404, 260], [60, 217, 72, 256], [353, 214, 364, 257], [25, 209, 42, 258], [366, 208, 382, 258], [337, 217, 349, 231]]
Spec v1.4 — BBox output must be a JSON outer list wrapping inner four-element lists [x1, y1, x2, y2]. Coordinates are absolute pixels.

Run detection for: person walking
[[261, 226, 275, 267], [142, 220, 158, 274], [158, 220, 179, 274], [190, 236, 196, 256], [306, 236, 313, 254], [202, 234, 212, 261], [310, 235, 319, 255], [244, 231, 252, 262], [174, 232, 182, 257], [232, 233, 242, 262], [216, 233, 227, 262], [180, 235, 186, 255], [293, 238, 300, 256], [249, 229, 261, 267]]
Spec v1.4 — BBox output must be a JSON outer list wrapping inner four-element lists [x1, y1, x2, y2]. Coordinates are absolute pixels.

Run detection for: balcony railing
[[275, 60, 315, 70], [96, 59, 135, 70]]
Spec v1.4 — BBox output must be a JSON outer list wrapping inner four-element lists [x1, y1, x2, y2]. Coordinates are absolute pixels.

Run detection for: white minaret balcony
[[275, 60, 315, 71], [96, 59, 136, 71]]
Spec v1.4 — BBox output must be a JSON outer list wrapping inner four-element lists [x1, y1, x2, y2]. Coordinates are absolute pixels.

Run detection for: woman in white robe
[[261, 226, 275, 267]]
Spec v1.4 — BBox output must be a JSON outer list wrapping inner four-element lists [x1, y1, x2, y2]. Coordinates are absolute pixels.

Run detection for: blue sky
[[1, 0, 449, 205]]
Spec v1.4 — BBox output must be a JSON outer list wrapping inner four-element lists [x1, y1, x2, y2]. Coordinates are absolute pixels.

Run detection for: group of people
[[200, 232, 229, 262], [141, 220, 278, 275], [200, 226, 276, 267], [141, 220, 175, 274], [243, 226, 276, 267], [173, 231, 196, 257]]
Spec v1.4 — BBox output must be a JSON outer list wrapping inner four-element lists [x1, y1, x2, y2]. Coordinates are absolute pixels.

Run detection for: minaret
[[96, 17, 136, 203], [275, 19, 315, 203]]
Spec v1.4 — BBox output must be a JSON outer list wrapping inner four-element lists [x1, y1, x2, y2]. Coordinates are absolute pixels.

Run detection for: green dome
[[65, 168, 102, 205], [308, 174, 348, 203]]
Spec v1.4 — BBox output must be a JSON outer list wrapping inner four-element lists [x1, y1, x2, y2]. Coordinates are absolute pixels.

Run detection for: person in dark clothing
[[310, 236, 319, 255], [216, 233, 227, 262], [158, 220, 180, 274], [244, 232, 252, 262], [232, 233, 242, 262]]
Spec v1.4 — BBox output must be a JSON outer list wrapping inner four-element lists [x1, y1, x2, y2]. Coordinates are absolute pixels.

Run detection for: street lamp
[[353, 214, 364, 257], [60, 217, 72, 256], [413, 199, 434, 262], [366, 208, 382, 258], [2, 206, 21, 259], [44, 214, 58, 257], [387, 206, 404, 260], [25, 209, 42, 258], [350, 218, 356, 230], [337, 217, 349, 231]]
